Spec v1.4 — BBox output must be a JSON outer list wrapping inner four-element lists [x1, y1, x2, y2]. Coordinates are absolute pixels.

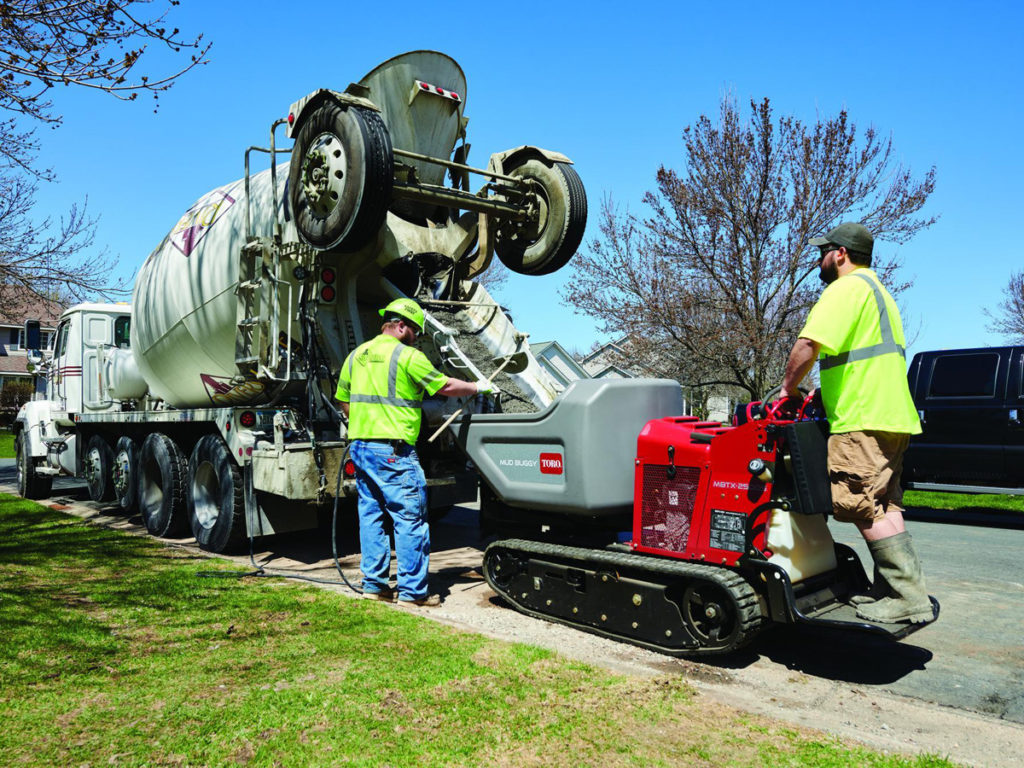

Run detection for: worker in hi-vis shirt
[[336, 298, 493, 607], [782, 222, 931, 624]]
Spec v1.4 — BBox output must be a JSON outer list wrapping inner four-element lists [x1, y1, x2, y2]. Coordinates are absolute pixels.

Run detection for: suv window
[[928, 352, 1000, 398]]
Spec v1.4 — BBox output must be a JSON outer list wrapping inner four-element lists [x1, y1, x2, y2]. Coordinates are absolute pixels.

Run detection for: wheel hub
[[113, 452, 130, 496], [301, 132, 347, 218], [84, 448, 101, 484]]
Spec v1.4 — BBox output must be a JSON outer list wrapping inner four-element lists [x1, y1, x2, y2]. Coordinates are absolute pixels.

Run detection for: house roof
[[0, 355, 32, 375], [0, 286, 65, 327]]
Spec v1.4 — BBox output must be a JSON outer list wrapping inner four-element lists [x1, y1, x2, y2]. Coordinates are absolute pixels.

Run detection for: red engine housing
[[632, 416, 779, 566]]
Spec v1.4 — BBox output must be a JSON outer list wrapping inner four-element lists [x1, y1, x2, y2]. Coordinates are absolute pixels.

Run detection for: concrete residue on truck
[[14, 50, 938, 657]]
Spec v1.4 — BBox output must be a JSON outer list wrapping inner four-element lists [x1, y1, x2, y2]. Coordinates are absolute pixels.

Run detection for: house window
[[4, 328, 52, 351]]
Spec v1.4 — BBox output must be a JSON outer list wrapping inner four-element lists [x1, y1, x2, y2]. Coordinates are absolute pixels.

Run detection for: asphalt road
[[830, 512, 1024, 723], [3, 458, 1023, 763]]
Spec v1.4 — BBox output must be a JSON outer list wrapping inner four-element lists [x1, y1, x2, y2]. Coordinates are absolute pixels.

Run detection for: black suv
[[902, 346, 1024, 490]]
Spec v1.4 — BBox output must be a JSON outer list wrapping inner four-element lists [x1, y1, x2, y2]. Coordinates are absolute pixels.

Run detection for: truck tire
[[289, 102, 394, 252], [84, 435, 115, 503], [113, 436, 139, 512], [188, 435, 245, 553], [139, 433, 189, 538], [16, 433, 52, 500], [494, 158, 587, 275]]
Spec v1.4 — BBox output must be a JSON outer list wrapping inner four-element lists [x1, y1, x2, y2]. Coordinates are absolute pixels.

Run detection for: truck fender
[[286, 87, 382, 139], [13, 400, 54, 459], [486, 145, 574, 177]]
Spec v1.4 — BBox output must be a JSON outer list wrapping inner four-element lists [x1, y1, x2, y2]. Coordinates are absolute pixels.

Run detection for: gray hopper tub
[[451, 379, 683, 519]]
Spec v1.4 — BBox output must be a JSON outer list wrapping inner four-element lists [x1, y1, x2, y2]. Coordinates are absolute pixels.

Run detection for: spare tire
[[139, 433, 189, 538], [494, 158, 587, 275], [289, 102, 393, 252]]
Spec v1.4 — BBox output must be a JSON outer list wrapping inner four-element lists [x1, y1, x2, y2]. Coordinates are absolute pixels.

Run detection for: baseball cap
[[809, 222, 874, 256]]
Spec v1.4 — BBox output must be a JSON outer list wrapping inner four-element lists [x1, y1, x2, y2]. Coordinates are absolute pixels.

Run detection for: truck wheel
[[139, 433, 189, 538], [113, 436, 139, 512], [289, 102, 394, 252], [494, 158, 587, 276], [188, 435, 246, 553], [16, 433, 52, 500], [84, 435, 115, 503]]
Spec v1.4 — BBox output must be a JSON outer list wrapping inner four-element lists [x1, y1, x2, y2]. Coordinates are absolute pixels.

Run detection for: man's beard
[[819, 262, 839, 284]]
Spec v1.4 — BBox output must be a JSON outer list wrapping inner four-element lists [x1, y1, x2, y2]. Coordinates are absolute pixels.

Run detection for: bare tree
[[562, 97, 936, 400], [0, 165, 129, 307], [985, 271, 1024, 343], [0, 1, 209, 126], [0, 1, 207, 299]]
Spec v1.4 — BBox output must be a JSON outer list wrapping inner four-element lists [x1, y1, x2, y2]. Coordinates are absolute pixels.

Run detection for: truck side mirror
[[24, 319, 41, 352]]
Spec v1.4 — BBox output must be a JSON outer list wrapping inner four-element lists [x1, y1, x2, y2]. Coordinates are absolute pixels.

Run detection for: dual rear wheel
[[87, 431, 244, 553]]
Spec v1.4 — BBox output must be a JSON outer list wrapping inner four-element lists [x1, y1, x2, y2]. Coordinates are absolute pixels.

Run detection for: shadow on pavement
[[904, 506, 1024, 530]]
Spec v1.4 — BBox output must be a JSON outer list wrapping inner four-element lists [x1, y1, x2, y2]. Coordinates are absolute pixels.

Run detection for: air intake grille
[[639, 464, 700, 553]]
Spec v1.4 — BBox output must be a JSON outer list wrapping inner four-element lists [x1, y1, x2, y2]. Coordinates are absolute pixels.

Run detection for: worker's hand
[[476, 380, 500, 396], [771, 394, 803, 420]]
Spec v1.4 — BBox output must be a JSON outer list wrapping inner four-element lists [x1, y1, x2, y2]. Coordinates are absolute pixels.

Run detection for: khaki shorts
[[828, 431, 910, 522]]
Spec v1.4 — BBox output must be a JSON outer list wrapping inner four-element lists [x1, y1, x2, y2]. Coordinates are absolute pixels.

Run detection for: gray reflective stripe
[[349, 394, 423, 409], [819, 272, 906, 372], [387, 344, 404, 400], [414, 369, 445, 390]]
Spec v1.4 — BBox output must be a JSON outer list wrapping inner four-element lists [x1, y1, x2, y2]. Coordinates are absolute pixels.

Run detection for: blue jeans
[[351, 440, 430, 601]]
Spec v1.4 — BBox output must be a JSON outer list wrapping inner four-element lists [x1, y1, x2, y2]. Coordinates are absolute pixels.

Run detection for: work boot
[[363, 587, 396, 602], [855, 532, 934, 624], [398, 594, 441, 607], [849, 564, 889, 606]]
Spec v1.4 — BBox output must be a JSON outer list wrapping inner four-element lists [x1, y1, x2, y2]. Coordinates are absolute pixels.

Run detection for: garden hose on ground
[[197, 460, 363, 594]]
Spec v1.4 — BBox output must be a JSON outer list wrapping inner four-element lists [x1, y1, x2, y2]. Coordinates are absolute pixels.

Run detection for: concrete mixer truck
[[13, 50, 587, 553]]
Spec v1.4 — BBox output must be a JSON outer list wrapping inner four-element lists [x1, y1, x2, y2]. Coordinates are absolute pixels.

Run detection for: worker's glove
[[476, 380, 500, 396]]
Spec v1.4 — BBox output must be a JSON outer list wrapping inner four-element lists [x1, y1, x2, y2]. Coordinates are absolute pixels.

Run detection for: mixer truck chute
[[13, 50, 583, 553]]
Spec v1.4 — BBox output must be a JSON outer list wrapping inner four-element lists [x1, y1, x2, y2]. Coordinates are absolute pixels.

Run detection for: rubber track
[[485, 538, 766, 656]]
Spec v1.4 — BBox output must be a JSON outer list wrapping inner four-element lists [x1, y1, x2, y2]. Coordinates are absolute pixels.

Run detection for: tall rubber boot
[[855, 532, 933, 624], [849, 564, 888, 606]]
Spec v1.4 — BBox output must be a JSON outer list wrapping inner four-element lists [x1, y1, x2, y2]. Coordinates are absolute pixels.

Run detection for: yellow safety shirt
[[336, 334, 448, 445], [799, 268, 921, 435]]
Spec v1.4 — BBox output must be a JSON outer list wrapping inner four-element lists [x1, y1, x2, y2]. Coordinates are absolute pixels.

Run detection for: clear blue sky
[[29, 0, 1024, 358]]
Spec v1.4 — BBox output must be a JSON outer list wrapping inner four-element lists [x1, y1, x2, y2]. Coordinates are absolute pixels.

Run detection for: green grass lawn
[[904, 489, 1024, 513], [0, 428, 13, 459], [0, 494, 957, 768]]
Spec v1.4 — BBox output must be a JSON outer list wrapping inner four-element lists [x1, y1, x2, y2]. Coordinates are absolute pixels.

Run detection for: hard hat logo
[[379, 298, 424, 332]]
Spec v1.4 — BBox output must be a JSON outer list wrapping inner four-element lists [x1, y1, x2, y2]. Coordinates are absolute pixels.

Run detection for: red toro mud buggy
[[456, 379, 939, 656]]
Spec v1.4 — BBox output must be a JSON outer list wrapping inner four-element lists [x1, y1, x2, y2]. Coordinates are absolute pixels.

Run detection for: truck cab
[[46, 304, 132, 415], [902, 346, 1024, 491]]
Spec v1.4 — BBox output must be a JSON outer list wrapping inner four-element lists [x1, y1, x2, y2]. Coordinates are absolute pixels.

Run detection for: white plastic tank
[[132, 168, 303, 408], [765, 508, 838, 583]]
